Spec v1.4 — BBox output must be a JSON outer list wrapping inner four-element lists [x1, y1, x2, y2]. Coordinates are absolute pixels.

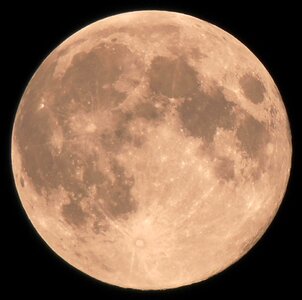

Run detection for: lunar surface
[[12, 11, 292, 290]]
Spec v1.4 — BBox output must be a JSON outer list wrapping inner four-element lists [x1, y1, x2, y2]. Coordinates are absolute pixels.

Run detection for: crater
[[101, 263, 113, 273], [177, 88, 235, 143], [20, 176, 24, 187], [74, 251, 82, 258], [239, 74, 266, 104], [188, 47, 207, 60], [135, 239, 145, 248]]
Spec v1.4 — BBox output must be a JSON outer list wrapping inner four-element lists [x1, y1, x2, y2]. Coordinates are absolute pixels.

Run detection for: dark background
[[2, 0, 300, 298]]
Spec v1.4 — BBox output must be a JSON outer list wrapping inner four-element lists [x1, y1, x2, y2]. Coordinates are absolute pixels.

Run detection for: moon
[[11, 11, 292, 290]]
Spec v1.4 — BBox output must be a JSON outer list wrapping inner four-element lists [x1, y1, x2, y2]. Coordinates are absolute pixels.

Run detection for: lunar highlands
[[12, 11, 292, 289]]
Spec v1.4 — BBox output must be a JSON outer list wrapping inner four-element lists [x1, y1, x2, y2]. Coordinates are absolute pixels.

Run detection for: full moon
[[12, 11, 292, 290]]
